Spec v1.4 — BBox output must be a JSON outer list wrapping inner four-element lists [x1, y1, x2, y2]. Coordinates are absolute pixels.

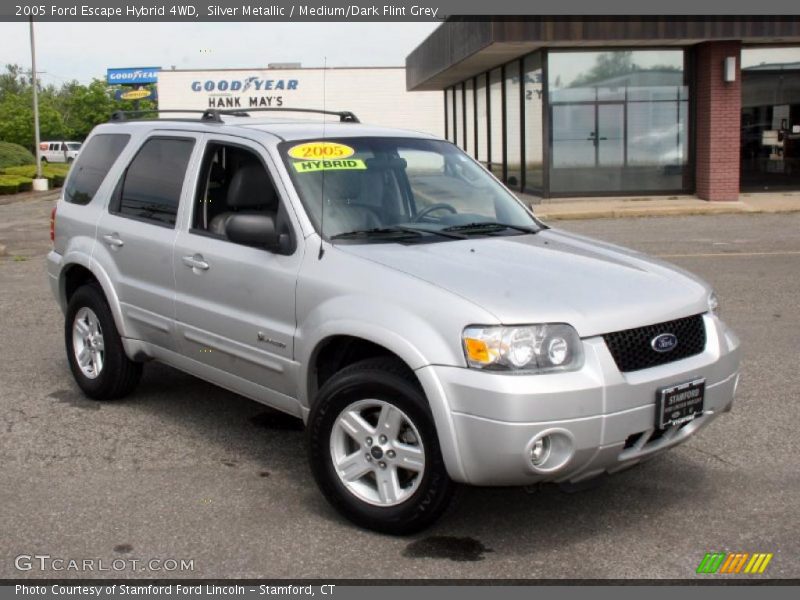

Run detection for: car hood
[[337, 229, 710, 337]]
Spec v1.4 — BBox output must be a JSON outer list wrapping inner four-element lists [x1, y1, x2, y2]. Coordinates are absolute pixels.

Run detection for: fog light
[[530, 436, 551, 466]]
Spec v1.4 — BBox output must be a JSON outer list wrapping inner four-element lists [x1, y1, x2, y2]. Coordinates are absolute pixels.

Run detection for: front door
[[172, 135, 303, 404]]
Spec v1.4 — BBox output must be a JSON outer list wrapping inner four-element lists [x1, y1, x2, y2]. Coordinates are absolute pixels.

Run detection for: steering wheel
[[413, 203, 457, 222]]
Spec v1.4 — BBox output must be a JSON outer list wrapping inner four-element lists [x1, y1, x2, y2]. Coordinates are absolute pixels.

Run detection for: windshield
[[66, 143, 81, 151], [279, 137, 541, 241]]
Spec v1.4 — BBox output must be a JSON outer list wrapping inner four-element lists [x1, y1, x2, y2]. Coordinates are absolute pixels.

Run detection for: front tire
[[307, 358, 455, 534], [65, 284, 142, 400]]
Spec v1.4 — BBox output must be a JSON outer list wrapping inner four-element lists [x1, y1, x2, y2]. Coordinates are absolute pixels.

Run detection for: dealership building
[[406, 17, 800, 200], [156, 66, 443, 136]]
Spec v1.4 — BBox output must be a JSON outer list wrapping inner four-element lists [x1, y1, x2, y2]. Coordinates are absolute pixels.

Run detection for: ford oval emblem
[[651, 333, 678, 353]]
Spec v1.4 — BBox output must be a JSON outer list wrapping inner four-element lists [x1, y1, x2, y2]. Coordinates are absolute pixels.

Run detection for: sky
[[0, 22, 441, 85]]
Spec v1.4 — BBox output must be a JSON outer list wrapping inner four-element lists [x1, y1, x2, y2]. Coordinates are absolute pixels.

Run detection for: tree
[[0, 64, 157, 150], [571, 52, 635, 87]]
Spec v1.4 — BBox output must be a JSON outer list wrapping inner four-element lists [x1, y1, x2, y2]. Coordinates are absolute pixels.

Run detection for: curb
[[533, 203, 800, 221]]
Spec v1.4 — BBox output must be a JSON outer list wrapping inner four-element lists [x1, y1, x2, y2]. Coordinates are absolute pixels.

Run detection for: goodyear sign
[[191, 75, 300, 109], [107, 67, 161, 85]]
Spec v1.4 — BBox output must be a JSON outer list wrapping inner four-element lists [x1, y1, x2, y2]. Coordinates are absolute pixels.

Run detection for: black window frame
[[109, 135, 196, 229]]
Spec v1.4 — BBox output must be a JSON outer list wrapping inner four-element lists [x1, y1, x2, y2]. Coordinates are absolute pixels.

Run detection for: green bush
[[0, 141, 36, 169], [2, 163, 69, 187], [3, 163, 70, 177], [0, 174, 33, 195]]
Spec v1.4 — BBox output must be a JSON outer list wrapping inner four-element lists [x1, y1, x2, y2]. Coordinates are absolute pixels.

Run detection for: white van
[[39, 141, 82, 164]]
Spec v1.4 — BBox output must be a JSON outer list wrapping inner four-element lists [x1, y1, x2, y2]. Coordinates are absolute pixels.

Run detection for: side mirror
[[226, 213, 278, 249]]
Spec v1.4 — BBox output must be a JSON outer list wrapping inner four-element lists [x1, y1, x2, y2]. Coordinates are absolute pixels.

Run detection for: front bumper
[[417, 314, 740, 486]]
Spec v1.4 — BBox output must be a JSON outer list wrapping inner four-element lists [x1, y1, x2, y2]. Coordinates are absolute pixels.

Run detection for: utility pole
[[29, 15, 43, 181]]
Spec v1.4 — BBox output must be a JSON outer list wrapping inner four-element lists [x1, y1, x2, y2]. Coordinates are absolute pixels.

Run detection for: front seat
[[209, 163, 277, 238]]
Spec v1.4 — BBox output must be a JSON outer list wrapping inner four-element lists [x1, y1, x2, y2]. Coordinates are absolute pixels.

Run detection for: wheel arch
[[300, 326, 469, 483], [60, 259, 129, 340]]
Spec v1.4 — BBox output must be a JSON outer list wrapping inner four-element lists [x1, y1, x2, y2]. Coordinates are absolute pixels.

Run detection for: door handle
[[182, 254, 210, 271], [102, 233, 124, 248]]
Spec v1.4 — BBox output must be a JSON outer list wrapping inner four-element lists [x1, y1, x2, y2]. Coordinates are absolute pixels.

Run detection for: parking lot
[[1, 195, 798, 579]]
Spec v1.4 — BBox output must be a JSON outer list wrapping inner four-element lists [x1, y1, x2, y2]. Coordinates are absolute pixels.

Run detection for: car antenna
[[318, 56, 327, 260]]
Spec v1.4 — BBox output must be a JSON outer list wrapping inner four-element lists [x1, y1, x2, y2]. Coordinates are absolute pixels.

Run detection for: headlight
[[462, 323, 583, 373], [708, 291, 720, 316]]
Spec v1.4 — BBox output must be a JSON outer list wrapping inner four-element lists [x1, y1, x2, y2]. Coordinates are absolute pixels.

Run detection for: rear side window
[[113, 137, 195, 228], [64, 134, 130, 205]]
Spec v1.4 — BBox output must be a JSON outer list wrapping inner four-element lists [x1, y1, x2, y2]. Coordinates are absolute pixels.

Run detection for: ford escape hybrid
[[48, 109, 741, 534]]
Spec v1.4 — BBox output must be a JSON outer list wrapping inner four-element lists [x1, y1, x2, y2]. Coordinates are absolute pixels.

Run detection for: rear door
[[172, 134, 303, 401], [94, 132, 201, 351]]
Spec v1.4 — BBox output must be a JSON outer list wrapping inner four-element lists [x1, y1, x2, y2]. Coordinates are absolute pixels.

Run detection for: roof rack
[[203, 108, 360, 123], [109, 109, 220, 122], [108, 108, 360, 124]]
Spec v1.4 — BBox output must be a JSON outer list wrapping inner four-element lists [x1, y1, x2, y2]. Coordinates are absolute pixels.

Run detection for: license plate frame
[[656, 378, 705, 430]]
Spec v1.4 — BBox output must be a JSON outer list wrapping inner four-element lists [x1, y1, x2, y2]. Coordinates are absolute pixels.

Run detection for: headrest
[[324, 171, 362, 200], [226, 163, 277, 209]]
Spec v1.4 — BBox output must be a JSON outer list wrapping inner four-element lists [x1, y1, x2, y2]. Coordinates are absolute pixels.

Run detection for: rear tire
[[65, 284, 142, 400], [307, 357, 456, 534]]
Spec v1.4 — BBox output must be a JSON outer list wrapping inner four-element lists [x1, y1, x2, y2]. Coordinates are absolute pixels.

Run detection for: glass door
[[550, 102, 625, 192]]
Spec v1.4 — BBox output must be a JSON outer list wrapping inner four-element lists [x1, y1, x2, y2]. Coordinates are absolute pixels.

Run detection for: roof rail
[[109, 110, 222, 123], [109, 108, 360, 124], [203, 108, 360, 123]]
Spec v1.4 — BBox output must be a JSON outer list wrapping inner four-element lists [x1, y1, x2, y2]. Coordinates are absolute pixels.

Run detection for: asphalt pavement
[[1, 197, 798, 579]]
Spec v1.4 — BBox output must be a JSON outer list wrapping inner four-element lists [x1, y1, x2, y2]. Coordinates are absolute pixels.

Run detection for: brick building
[[406, 17, 800, 200]]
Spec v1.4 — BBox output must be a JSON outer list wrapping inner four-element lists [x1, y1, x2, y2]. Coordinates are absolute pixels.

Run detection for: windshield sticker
[[293, 159, 367, 173], [288, 141, 355, 160]]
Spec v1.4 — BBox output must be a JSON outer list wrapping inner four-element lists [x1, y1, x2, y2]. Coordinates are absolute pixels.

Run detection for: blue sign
[[107, 67, 161, 85]]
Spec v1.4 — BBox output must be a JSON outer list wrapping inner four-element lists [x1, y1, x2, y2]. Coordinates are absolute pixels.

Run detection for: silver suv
[[48, 109, 740, 534]]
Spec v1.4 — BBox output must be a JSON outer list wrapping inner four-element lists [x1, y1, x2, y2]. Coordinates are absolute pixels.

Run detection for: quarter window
[[114, 137, 195, 227], [64, 134, 130, 205]]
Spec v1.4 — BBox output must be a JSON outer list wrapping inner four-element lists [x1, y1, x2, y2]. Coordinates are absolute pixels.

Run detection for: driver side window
[[192, 142, 294, 253]]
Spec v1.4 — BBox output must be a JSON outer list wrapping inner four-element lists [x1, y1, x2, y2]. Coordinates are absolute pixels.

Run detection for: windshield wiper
[[397, 225, 467, 240], [330, 225, 469, 241], [442, 222, 539, 235], [329, 227, 423, 241]]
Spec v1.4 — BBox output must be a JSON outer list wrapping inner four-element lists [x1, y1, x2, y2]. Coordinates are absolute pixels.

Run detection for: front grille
[[603, 314, 706, 373]]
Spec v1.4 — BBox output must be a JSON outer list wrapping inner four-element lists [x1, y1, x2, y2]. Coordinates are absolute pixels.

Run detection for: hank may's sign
[[191, 76, 299, 108]]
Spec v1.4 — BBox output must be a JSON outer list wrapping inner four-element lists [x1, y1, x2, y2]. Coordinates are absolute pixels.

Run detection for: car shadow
[[51, 358, 713, 553]]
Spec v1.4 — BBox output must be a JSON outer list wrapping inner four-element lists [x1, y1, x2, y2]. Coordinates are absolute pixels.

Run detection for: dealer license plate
[[657, 378, 705, 430]]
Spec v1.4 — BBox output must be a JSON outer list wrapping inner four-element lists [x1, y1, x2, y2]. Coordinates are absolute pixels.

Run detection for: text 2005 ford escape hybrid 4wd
[[48, 109, 740, 534]]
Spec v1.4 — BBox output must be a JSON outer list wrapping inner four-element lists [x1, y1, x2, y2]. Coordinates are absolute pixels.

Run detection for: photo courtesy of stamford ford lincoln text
[[0, 1, 798, 598]]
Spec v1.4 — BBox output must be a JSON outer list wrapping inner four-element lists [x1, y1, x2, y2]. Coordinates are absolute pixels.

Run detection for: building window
[[740, 46, 800, 191], [445, 87, 454, 143], [547, 49, 689, 194], [523, 52, 544, 193], [505, 61, 522, 189], [464, 79, 474, 155], [489, 67, 504, 178], [454, 83, 463, 149], [476, 73, 488, 163]]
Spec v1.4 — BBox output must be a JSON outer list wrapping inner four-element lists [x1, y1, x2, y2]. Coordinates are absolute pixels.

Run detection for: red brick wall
[[695, 41, 742, 201]]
